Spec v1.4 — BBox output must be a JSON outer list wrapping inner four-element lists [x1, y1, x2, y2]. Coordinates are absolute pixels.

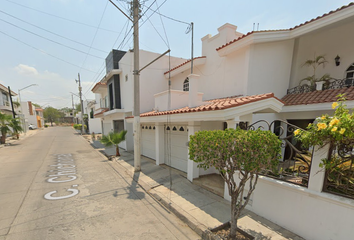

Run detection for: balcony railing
[[287, 78, 354, 95], [248, 120, 312, 187], [323, 141, 354, 199]]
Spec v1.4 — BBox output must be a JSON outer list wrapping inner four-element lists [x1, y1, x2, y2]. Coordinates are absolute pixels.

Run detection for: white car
[[29, 124, 37, 130]]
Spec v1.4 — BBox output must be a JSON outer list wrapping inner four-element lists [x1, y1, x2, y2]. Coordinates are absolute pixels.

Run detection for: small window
[[183, 78, 189, 91], [345, 63, 354, 86]]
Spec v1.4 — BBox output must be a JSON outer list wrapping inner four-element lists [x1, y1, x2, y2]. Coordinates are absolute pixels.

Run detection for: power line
[[83, 0, 169, 97], [147, 7, 189, 25], [80, 1, 109, 70], [0, 29, 97, 73], [0, 9, 108, 53], [0, 17, 104, 59], [4, 0, 121, 34], [156, 0, 170, 48]]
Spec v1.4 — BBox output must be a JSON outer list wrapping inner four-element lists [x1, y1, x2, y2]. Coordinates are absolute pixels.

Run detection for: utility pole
[[191, 22, 194, 74], [133, 0, 141, 171], [71, 93, 75, 124], [76, 73, 84, 135], [8, 86, 15, 118]]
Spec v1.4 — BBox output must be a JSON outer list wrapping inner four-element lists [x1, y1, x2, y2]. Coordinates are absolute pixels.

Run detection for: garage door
[[141, 126, 156, 160], [164, 125, 188, 172]]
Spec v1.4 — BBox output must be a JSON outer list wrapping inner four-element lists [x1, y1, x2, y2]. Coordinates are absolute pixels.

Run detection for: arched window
[[345, 63, 354, 86], [183, 78, 189, 91]]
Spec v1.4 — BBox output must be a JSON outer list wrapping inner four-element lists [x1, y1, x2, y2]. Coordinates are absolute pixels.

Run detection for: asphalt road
[[0, 127, 199, 240]]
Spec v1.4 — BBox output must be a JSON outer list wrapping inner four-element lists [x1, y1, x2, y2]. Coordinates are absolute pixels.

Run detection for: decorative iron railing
[[323, 140, 354, 199], [286, 78, 354, 95], [287, 84, 314, 94], [248, 120, 312, 187], [326, 78, 354, 90]]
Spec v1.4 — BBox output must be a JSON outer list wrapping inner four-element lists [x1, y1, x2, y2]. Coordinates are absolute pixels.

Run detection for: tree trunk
[[229, 195, 238, 239], [0, 134, 6, 144], [116, 146, 120, 156]]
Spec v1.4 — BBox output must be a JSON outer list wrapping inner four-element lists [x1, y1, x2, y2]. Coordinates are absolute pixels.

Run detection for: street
[[0, 127, 199, 240]]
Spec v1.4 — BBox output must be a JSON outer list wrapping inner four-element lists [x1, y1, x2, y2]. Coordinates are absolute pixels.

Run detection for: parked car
[[29, 124, 37, 130]]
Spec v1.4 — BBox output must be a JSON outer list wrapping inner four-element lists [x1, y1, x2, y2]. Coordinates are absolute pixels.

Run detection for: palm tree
[[100, 130, 127, 156], [8, 118, 23, 139], [300, 54, 331, 88], [0, 112, 12, 144]]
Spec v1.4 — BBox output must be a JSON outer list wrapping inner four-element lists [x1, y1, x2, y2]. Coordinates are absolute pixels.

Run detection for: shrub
[[189, 128, 281, 239]]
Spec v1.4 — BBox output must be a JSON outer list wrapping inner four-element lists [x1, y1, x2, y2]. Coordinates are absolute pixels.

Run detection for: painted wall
[[169, 24, 248, 102], [119, 50, 187, 114], [247, 40, 294, 99], [88, 118, 102, 134], [223, 144, 354, 240], [289, 20, 354, 88]]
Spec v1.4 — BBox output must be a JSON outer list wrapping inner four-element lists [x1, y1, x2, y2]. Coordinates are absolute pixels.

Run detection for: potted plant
[[299, 54, 331, 90]]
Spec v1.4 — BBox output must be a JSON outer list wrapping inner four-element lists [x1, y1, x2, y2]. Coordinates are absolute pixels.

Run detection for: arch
[[183, 78, 189, 91]]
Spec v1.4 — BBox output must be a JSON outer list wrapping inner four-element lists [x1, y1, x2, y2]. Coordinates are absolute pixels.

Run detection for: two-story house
[[123, 3, 354, 240], [92, 49, 187, 151], [0, 83, 17, 116]]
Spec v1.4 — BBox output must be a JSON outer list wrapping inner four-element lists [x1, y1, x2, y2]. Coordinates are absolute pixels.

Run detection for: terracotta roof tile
[[0, 83, 17, 96], [164, 56, 206, 75], [281, 87, 354, 106], [94, 108, 109, 117], [289, 2, 354, 30], [128, 93, 280, 118], [216, 2, 354, 51], [91, 82, 106, 92]]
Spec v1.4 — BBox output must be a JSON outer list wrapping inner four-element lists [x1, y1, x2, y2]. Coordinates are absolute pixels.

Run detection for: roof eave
[[126, 97, 283, 123]]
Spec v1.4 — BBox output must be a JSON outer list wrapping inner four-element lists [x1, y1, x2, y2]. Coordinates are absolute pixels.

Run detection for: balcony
[[287, 78, 354, 95], [0, 101, 12, 112], [154, 90, 204, 112]]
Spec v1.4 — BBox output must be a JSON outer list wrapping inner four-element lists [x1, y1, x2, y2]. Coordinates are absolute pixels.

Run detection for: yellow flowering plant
[[295, 95, 353, 148]]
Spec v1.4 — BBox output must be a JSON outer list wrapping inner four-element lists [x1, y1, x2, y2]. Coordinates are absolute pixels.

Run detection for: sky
[[0, 0, 352, 109]]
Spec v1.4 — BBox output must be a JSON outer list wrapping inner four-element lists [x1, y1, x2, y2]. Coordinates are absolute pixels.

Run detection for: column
[[187, 121, 201, 182], [308, 144, 330, 192], [188, 74, 200, 108], [155, 123, 165, 165]]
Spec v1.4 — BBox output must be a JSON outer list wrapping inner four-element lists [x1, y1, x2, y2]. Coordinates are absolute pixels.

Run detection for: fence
[[248, 120, 312, 187], [323, 140, 354, 199]]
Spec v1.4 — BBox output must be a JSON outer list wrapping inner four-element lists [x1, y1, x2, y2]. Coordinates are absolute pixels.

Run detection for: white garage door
[[141, 126, 156, 160], [164, 126, 188, 172]]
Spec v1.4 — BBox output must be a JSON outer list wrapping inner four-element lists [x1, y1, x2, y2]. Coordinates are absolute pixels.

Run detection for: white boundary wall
[[224, 145, 354, 240]]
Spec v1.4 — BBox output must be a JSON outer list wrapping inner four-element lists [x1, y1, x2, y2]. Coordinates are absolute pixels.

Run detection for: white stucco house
[[93, 3, 354, 239], [0, 83, 17, 116], [92, 49, 188, 150], [20, 101, 44, 130]]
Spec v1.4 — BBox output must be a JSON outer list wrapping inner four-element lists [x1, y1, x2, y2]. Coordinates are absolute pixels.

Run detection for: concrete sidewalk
[[91, 140, 304, 240], [0, 128, 41, 148]]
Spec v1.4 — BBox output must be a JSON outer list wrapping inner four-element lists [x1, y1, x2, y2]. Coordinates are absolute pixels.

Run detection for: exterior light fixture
[[335, 55, 340, 66]]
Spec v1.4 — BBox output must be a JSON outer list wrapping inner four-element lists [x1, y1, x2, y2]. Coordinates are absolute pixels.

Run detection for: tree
[[0, 112, 12, 144], [100, 130, 127, 156], [32, 103, 41, 108], [299, 54, 331, 88], [189, 128, 281, 239], [75, 103, 81, 113], [43, 107, 61, 126], [8, 117, 23, 139]]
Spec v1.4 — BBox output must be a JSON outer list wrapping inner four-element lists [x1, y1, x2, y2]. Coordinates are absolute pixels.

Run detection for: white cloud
[[14, 64, 38, 75]]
